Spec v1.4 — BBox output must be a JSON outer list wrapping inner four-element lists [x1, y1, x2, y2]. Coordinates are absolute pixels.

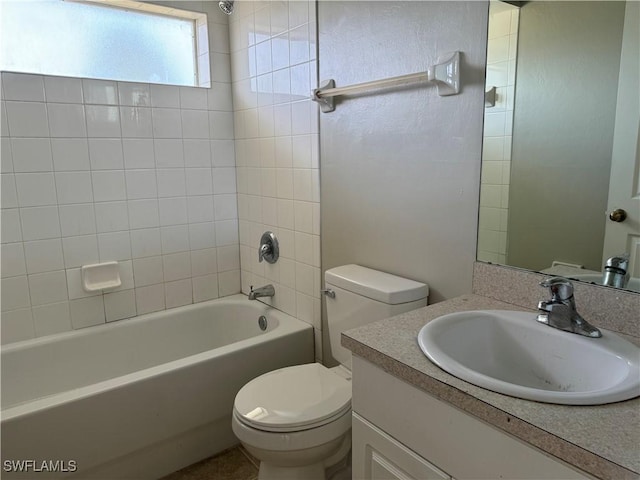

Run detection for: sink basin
[[418, 310, 640, 405]]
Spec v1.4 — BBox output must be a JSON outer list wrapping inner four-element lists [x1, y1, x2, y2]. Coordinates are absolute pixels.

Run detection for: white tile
[[296, 292, 314, 326], [262, 196, 278, 226], [123, 139, 155, 169], [86, 105, 121, 137], [289, 24, 310, 65], [154, 139, 184, 167], [187, 195, 214, 223], [188, 222, 216, 250], [185, 168, 213, 196], [1, 137, 13, 173], [1, 174, 18, 208], [128, 199, 159, 229], [82, 79, 118, 105], [193, 274, 219, 302], [135, 284, 165, 314], [88, 138, 124, 170], [215, 219, 238, 246], [292, 135, 312, 168], [1, 209, 23, 243], [276, 168, 293, 199], [179, 86, 208, 110], [289, 0, 308, 28], [261, 168, 277, 197], [294, 200, 313, 233], [59, 204, 96, 237], [24, 238, 64, 273], [130, 228, 162, 258], [214, 194, 238, 220], [218, 270, 240, 297], [94, 201, 129, 233], [0, 101, 8, 137], [55, 171, 94, 204], [293, 168, 312, 201], [20, 206, 61, 240], [47, 103, 87, 137], [183, 139, 211, 167], [104, 289, 137, 322], [191, 248, 218, 276], [44, 76, 83, 104], [15, 173, 57, 206], [161, 224, 190, 253], [62, 234, 99, 268], [163, 252, 191, 281], [274, 136, 293, 168], [294, 261, 315, 296], [118, 82, 151, 107], [70, 296, 106, 329], [217, 244, 240, 272], [181, 109, 210, 139], [118, 260, 135, 290], [1, 242, 26, 278], [152, 108, 182, 138], [150, 84, 180, 108], [4, 101, 49, 137], [33, 301, 72, 336], [209, 111, 234, 139], [133, 255, 164, 287], [98, 231, 131, 261], [2, 73, 45, 101], [125, 169, 157, 199], [1, 275, 30, 311], [208, 82, 233, 111], [92, 170, 126, 202], [291, 101, 311, 135], [294, 231, 314, 265], [28, 270, 68, 306], [51, 138, 90, 171], [212, 167, 237, 194], [11, 138, 53, 172], [120, 106, 153, 138], [159, 196, 188, 226], [1, 308, 35, 344], [157, 169, 186, 198], [210, 140, 236, 167], [165, 278, 192, 308]]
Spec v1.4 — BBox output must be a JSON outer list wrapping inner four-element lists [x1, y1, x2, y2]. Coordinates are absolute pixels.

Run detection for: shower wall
[[0, 65, 239, 343], [229, 1, 322, 361]]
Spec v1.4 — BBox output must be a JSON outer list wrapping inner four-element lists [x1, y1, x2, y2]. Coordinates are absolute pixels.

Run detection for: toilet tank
[[325, 265, 428, 369]]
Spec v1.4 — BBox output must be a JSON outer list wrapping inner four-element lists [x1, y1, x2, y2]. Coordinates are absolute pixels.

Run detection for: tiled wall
[[0, 71, 239, 344], [477, 1, 519, 264], [228, 1, 322, 361]]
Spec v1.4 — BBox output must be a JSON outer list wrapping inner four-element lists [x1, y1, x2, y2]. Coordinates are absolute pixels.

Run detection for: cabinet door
[[353, 413, 452, 480]]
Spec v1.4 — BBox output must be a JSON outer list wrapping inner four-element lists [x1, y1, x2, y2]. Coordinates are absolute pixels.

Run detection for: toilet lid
[[234, 363, 352, 432]]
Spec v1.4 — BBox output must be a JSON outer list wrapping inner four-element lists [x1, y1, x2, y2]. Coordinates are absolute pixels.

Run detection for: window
[[0, 0, 208, 87]]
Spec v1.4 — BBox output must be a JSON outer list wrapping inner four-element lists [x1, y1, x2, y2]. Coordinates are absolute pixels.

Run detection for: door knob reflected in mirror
[[608, 209, 627, 223]]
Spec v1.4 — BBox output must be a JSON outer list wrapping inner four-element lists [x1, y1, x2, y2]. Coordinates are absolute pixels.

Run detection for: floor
[[161, 447, 258, 480]]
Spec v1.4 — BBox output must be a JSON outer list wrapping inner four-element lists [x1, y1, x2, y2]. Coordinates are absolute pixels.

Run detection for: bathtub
[[1, 294, 314, 479]]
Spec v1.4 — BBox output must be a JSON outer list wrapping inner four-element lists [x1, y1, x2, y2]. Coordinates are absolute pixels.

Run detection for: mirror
[[478, 0, 640, 292]]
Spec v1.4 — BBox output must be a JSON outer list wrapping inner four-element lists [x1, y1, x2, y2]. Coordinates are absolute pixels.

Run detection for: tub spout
[[248, 284, 275, 300]]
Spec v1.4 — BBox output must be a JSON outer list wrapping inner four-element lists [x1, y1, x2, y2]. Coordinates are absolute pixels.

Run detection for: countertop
[[342, 294, 640, 480]]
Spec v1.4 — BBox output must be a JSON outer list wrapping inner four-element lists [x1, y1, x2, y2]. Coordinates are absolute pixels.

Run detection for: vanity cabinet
[[351, 356, 594, 480]]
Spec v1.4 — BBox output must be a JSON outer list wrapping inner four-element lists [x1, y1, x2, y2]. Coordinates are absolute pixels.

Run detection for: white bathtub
[[1, 294, 314, 479]]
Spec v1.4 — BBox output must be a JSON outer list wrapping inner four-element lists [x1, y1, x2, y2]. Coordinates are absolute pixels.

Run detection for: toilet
[[232, 264, 428, 480]]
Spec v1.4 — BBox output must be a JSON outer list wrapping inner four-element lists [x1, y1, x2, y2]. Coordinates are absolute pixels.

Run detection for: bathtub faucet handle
[[258, 231, 279, 264]]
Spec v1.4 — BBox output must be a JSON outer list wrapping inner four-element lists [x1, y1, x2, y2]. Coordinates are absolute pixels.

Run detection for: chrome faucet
[[537, 277, 602, 338], [248, 284, 275, 300], [602, 253, 630, 288]]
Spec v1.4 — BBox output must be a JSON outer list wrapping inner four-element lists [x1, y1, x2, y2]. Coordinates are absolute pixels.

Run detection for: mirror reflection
[[478, 0, 640, 292]]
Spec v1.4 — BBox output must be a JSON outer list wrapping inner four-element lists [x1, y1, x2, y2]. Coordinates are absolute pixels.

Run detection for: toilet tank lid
[[325, 264, 428, 305]]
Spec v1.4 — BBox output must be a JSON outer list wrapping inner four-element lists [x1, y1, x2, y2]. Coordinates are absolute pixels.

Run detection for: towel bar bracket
[[313, 79, 336, 113]]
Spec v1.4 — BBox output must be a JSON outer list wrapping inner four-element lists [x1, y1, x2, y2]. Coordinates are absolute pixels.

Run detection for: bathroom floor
[[161, 447, 258, 480]]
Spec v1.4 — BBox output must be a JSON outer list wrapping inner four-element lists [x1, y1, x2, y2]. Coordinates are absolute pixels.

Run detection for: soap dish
[[81, 261, 121, 292]]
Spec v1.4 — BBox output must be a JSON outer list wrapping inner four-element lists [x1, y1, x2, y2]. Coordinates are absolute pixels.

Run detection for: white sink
[[418, 310, 640, 405]]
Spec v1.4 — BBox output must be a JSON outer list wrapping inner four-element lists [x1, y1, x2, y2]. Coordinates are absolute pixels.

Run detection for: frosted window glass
[[1, 0, 197, 86]]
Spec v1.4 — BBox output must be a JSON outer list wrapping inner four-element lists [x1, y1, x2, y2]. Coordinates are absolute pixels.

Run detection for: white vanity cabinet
[[351, 356, 594, 480]]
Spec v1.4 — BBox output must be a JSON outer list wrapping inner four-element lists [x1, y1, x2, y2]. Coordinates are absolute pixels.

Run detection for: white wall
[[319, 1, 487, 310], [228, 1, 322, 361], [0, 4, 239, 344]]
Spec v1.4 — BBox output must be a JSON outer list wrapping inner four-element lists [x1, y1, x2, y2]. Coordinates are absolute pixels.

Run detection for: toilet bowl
[[233, 265, 428, 480]]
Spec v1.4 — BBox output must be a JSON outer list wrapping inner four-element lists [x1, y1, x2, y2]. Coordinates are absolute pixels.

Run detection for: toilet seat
[[233, 363, 352, 433]]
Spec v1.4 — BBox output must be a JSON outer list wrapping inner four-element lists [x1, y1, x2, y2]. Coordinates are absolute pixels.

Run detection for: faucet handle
[[539, 277, 574, 301]]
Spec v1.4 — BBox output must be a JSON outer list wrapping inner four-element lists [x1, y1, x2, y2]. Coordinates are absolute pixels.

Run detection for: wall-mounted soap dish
[[81, 261, 122, 292]]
